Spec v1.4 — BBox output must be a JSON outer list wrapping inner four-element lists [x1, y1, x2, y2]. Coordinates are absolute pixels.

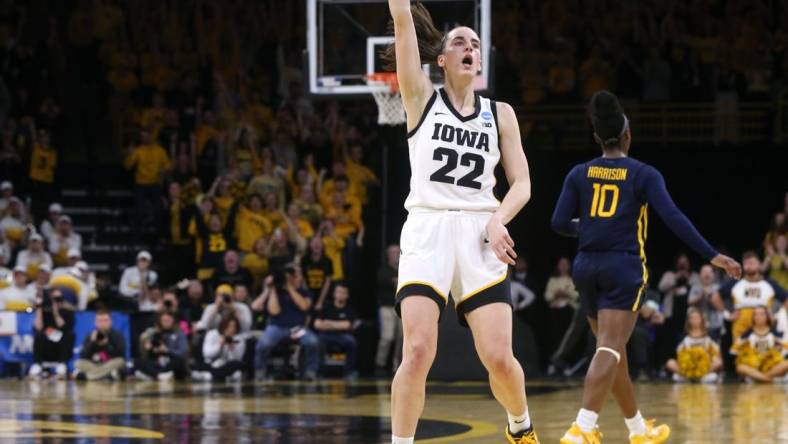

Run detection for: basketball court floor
[[2, 379, 786, 443]]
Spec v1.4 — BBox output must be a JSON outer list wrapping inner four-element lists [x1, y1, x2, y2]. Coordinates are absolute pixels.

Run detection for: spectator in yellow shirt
[[319, 167, 361, 208], [764, 234, 788, 290], [27, 122, 58, 221], [319, 174, 361, 211], [207, 176, 237, 224], [241, 237, 269, 292], [286, 156, 318, 202], [324, 191, 363, 242], [294, 186, 323, 229], [281, 202, 314, 239], [228, 126, 259, 181], [260, 191, 284, 228], [139, 93, 167, 140], [235, 194, 273, 253], [244, 91, 274, 139], [124, 128, 171, 230], [319, 220, 345, 281], [344, 144, 379, 205], [247, 157, 286, 207]]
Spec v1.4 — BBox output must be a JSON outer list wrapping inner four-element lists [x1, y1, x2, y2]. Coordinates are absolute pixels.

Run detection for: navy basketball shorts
[[572, 251, 648, 319]]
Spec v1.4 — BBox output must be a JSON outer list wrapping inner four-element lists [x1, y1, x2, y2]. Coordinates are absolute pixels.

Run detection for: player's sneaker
[[504, 425, 539, 443], [629, 419, 670, 444], [560, 423, 602, 444]]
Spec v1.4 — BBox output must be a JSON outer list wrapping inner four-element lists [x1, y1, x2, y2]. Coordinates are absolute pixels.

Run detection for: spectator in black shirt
[[29, 287, 75, 379], [314, 283, 358, 379], [192, 200, 239, 277], [375, 244, 402, 373], [212, 250, 253, 290], [74, 309, 127, 381], [301, 236, 333, 310]]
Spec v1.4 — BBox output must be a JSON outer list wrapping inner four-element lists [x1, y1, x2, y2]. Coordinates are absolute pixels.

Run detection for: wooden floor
[[1, 379, 787, 443]]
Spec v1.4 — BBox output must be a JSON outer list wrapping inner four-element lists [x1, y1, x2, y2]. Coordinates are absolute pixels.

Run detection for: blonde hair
[[685, 307, 707, 335]]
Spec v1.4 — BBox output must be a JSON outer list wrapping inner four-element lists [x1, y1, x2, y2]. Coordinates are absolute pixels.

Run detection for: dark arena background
[[0, 0, 787, 442]]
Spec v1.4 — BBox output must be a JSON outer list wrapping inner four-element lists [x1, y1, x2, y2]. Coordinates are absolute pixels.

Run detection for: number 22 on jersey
[[590, 183, 619, 217], [429, 147, 485, 190]]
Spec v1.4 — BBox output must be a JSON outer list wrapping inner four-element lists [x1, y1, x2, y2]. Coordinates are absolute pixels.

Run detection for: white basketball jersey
[[404, 88, 501, 212]]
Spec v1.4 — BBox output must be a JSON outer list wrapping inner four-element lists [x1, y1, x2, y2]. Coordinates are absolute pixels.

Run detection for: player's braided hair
[[588, 90, 628, 149], [381, 1, 446, 72]]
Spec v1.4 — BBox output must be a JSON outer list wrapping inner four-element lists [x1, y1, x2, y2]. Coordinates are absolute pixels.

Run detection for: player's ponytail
[[381, 1, 445, 71], [588, 90, 628, 149]]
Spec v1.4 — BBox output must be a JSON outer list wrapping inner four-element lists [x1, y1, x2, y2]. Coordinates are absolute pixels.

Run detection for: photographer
[[253, 264, 320, 382], [313, 283, 358, 379], [196, 284, 252, 333], [134, 311, 189, 381], [29, 287, 75, 379], [191, 315, 245, 382], [74, 309, 126, 381], [156, 289, 190, 335]]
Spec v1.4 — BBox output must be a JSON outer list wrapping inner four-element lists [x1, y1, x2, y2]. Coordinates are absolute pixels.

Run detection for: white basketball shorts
[[396, 209, 512, 326]]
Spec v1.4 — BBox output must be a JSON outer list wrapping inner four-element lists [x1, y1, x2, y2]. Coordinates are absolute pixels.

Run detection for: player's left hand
[[486, 215, 516, 265], [711, 254, 742, 280]]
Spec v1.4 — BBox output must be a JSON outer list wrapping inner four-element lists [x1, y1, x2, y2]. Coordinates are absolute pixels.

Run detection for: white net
[[368, 80, 406, 126]]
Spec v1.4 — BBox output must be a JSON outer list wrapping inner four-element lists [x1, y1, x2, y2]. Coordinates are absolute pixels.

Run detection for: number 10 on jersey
[[590, 183, 619, 217]]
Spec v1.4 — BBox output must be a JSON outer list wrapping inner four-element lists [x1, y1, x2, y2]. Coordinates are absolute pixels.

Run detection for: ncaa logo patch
[[481, 111, 493, 120]]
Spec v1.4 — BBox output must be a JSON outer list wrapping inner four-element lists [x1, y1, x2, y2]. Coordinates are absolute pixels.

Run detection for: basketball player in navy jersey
[[552, 91, 741, 444], [384, 1, 538, 443]]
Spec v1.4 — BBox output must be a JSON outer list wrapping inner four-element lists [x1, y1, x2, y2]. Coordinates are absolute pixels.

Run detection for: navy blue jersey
[[551, 156, 718, 261]]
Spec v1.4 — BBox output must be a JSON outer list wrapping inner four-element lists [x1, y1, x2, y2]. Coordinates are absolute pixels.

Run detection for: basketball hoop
[[366, 72, 406, 126]]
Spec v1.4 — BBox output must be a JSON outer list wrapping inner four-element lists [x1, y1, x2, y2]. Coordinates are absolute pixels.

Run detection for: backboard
[[306, 0, 492, 97]]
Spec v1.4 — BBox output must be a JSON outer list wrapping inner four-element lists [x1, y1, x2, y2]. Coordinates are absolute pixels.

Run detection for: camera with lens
[[150, 332, 163, 348], [164, 299, 174, 309], [222, 294, 232, 305], [224, 334, 238, 344], [272, 263, 297, 290], [96, 331, 106, 342]]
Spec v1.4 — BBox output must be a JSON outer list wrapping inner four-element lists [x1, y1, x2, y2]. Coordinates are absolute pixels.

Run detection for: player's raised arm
[[486, 102, 531, 265], [386, 0, 435, 125]]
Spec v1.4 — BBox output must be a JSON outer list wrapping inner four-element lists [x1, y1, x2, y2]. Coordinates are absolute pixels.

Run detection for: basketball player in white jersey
[[384, 2, 538, 443]]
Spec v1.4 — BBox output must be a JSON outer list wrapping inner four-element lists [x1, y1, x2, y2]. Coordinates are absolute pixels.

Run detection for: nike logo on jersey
[[434, 112, 447, 116], [430, 122, 490, 152]]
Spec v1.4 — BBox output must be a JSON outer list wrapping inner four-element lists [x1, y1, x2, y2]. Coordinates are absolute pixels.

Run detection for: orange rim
[[366, 72, 398, 93]]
